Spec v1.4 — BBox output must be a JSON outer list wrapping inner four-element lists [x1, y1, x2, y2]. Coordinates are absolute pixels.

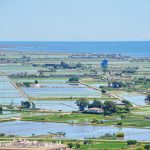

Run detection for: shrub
[[116, 132, 124, 137], [101, 89, 106, 93], [127, 140, 137, 145], [117, 122, 122, 126], [0, 133, 5, 137], [144, 145, 150, 150], [76, 143, 80, 149], [121, 114, 126, 119], [69, 76, 79, 82], [83, 140, 93, 145], [23, 82, 32, 87], [34, 80, 39, 84], [122, 100, 132, 107], [68, 143, 73, 148]]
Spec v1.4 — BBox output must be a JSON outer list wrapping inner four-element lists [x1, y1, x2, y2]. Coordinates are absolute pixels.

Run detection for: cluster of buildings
[[69, 53, 127, 59], [0, 139, 69, 150]]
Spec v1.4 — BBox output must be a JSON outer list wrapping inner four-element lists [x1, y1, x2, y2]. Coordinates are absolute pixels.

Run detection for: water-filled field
[[119, 92, 146, 106], [0, 121, 150, 141], [33, 100, 78, 111], [0, 111, 21, 119], [0, 98, 26, 105], [0, 64, 42, 74], [0, 76, 27, 105], [23, 83, 101, 98]]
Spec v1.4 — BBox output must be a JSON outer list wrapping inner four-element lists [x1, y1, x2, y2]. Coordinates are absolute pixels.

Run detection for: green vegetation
[[127, 140, 137, 145], [80, 141, 127, 150], [116, 132, 124, 138], [0, 51, 150, 144], [34, 80, 39, 84], [0, 107, 2, 114], [69, 76, 79, 82], [122, 99, 133, 107], [23, 81, 33, 87], [103, 101, 117, 115], [21, 112, 150, 127], [21, 101, 35, 109], [144, 144, 150, 150], [88, 99, 102, 108], [75, 99, 131, 115], [75, 98, 89, 111], [145, 94, 150, 103]]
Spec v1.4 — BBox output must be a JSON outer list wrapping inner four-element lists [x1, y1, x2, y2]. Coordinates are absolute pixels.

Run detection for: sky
[[0, 0, 150, 41]]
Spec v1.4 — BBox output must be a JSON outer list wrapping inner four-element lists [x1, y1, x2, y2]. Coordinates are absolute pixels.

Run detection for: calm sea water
[[0, 41, 150, 57]]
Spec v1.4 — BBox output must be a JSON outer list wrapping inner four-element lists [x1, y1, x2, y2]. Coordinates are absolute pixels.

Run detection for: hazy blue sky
[[0, 0, 150, 41]]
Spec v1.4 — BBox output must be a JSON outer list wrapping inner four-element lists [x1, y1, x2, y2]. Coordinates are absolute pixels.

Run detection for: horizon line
[[0, 40, 150, 42]]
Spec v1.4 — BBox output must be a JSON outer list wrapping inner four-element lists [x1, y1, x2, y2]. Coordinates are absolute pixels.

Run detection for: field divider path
[[80, 81, 137, 106], [0, 71, 29, 100], [6, 76, 28, 99]]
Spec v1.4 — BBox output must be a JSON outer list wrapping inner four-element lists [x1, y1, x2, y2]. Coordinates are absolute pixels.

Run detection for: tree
[[122, 100, 132, 107], [75, 98, 89, 111], [117, 122, 122, 126], [34, 80, 39, 84], [0, 107, 2, 114], [88, 99, 102, 108], [144, 144, 150, 150], [69, 76, 79, 82], [75, 143, 80, 150], [61, 61, 69, 68], [31, 102, 36, 109], [116, 132, 124, 137], [111, 81, 125, 88], [101, 89, 106, 94], [68, 143, 73, 148], [76, 62, 82, 68], [127, 140, 137, 145], [0, 133, 5, 137], [21, 101, 36, 109], [103, 101, 117, 115], [145, 94, 150, 103], [23, 82, 32, 87]]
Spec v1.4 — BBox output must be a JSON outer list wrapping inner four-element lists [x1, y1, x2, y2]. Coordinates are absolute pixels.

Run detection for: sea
[[0, 41, 150, 57]]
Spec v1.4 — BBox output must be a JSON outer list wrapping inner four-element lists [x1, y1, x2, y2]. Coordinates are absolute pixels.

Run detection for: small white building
[[85, 107, 104, 114]]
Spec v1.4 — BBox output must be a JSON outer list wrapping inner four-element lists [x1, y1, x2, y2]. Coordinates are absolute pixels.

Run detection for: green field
[[22, 112, 150, 128]]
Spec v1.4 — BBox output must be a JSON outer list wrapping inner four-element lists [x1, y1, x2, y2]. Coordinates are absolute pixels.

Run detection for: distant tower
[[101, 59, 108, 68]]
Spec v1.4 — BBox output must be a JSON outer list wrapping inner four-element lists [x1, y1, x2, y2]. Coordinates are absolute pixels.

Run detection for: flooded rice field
[[0, 121, 150, 141], [33, 100, 78, 112], [22, 83, 101, 98], [119, 92, 146, 106], [0, 76, 27, 105]]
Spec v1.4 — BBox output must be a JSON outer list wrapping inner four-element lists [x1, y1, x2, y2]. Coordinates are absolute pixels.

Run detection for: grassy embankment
[[22, 112, 150, 128]]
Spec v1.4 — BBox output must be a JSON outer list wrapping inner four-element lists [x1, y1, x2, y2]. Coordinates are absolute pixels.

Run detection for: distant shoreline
[[0, 41, 150, 57]]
